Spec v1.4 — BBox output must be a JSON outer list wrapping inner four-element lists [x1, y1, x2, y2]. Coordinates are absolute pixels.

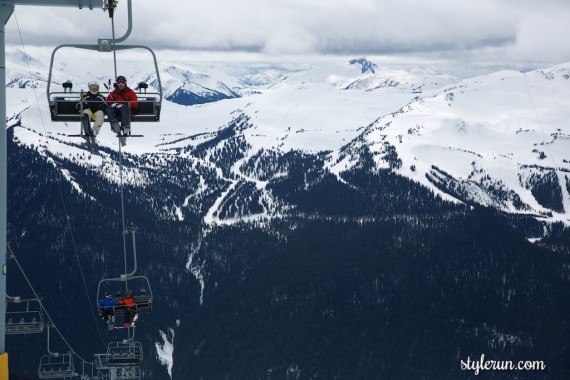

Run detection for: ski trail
[[557, 171, 570, 220]]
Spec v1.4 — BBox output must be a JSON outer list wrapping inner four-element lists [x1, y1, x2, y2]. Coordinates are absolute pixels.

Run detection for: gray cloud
[[5, 0, 570, 72]]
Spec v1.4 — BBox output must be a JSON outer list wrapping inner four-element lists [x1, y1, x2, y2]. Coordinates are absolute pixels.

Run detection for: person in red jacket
[[106, 75, 138, 139], [118, 290, 137, 327]]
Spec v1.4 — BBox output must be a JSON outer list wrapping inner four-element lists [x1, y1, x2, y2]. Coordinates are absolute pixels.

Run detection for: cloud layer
[[6, 0, 570, 71]]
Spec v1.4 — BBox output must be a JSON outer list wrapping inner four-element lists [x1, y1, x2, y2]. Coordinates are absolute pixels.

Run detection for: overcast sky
[[6, 0, 570, 76]]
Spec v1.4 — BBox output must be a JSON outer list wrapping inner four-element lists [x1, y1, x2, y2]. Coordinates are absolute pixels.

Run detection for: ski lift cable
[[110, 2, 131, 286], [7, 244, 92, 365], [106, 0, 133, 325], [523, 72, 551, 156], [108, 2, 130, 292], [111, 5, 129, 273], [110, 8, 118, 80], [10, 247, 101, 374], [12, 10, 107, 351], [522, 71, 570, 224], [523, 72, 548, 141], [119, 143, 129, 293], [523, 72, 561, 173]]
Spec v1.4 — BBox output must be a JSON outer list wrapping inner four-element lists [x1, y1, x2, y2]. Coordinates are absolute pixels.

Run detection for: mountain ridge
[[6, 48, 570, 229]]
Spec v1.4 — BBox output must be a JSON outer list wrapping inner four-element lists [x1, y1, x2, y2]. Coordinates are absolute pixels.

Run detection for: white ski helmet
[[88, 80, 99, 88]]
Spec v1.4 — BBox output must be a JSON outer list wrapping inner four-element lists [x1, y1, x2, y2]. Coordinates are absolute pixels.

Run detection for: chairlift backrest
[[116, 366, 141, 379], [62, 80, 73, 93], [137, 82, 148, 93], [95, 341, 143, 369], [38, 353, 76, 379], [50, 93, 161, 123], [5, 297, 45, 334]]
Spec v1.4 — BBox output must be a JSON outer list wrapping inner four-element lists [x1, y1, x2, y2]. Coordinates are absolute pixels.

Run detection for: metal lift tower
[[0, 1, 106, 377]]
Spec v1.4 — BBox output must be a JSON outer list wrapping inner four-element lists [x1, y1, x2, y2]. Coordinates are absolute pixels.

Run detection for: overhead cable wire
[[12, 10, 107, 351], [523, 72, 560, 170], [7, 243, 92, 365]]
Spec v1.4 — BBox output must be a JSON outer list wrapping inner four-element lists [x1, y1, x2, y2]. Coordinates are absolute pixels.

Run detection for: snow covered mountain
[[6, 47, 570, 229], [260, 56, 457, 94], [329, 65, 570, 224], [5, 48, 49, 88], [159, 64, 243, 105]]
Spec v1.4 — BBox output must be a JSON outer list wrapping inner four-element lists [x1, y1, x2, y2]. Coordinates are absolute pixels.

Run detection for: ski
[[107, 315, 115, 331], [113, 313, 138, 329], [69, 134, 100, 155], [68, 134, 101, 155], [84, 136, 100, 155]]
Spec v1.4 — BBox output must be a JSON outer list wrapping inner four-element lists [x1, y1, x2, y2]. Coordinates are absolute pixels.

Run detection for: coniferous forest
[[6, 125, 570, 379]]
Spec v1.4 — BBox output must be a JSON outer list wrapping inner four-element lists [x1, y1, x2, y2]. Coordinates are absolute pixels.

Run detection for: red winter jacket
[[107, 87, 138, 110], [119, 294, 136, 308]]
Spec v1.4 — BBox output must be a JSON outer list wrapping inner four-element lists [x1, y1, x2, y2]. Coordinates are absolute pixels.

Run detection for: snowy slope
[[160, 64, 243, 105], [329, 64, 570, 223], [6, 46, 570, 225], [5, 48, 51, 88]]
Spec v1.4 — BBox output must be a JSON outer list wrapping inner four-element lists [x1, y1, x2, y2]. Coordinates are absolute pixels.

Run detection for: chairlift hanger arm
[[9, 0, 103, 9], [112, 44, 163, 103], [107, 0, 132, 44], [8, 0, 132, 42]]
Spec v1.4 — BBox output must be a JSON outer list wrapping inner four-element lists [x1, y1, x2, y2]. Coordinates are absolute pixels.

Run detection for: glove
[[111, 103, 123, 109]]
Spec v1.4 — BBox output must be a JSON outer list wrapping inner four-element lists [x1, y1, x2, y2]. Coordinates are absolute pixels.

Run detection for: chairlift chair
[[78, 360, 101, 380], [96, 275, 153, 315], [38, 323, 78, 379], [47, 0, 162, 139], [94, 341, 143, 369], [115, 366, 141, 379], [96, 226, 152, 314], [5, 295, 45, 334], [47, 45, 163, 128], [38, 352, 76, 379], [96, 366, 141, 380]]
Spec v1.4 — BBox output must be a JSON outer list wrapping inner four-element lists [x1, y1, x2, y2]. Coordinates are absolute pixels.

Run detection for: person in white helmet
[[76, 80, 107, 137]]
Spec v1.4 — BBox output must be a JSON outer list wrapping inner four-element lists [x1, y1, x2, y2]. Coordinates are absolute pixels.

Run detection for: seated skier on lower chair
[[98, 292, 116, 327], [118, 290, 138, 327]]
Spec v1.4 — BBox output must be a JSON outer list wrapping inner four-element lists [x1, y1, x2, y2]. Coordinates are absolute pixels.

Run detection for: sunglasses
[[117, 79, 126, 84]]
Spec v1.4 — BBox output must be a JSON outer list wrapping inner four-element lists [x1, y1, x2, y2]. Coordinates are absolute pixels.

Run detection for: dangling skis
[[68, 123, 100, 155], [81, 115, 100, 155], [113, 313, 139, 329], [107, 315, 116, 331]]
